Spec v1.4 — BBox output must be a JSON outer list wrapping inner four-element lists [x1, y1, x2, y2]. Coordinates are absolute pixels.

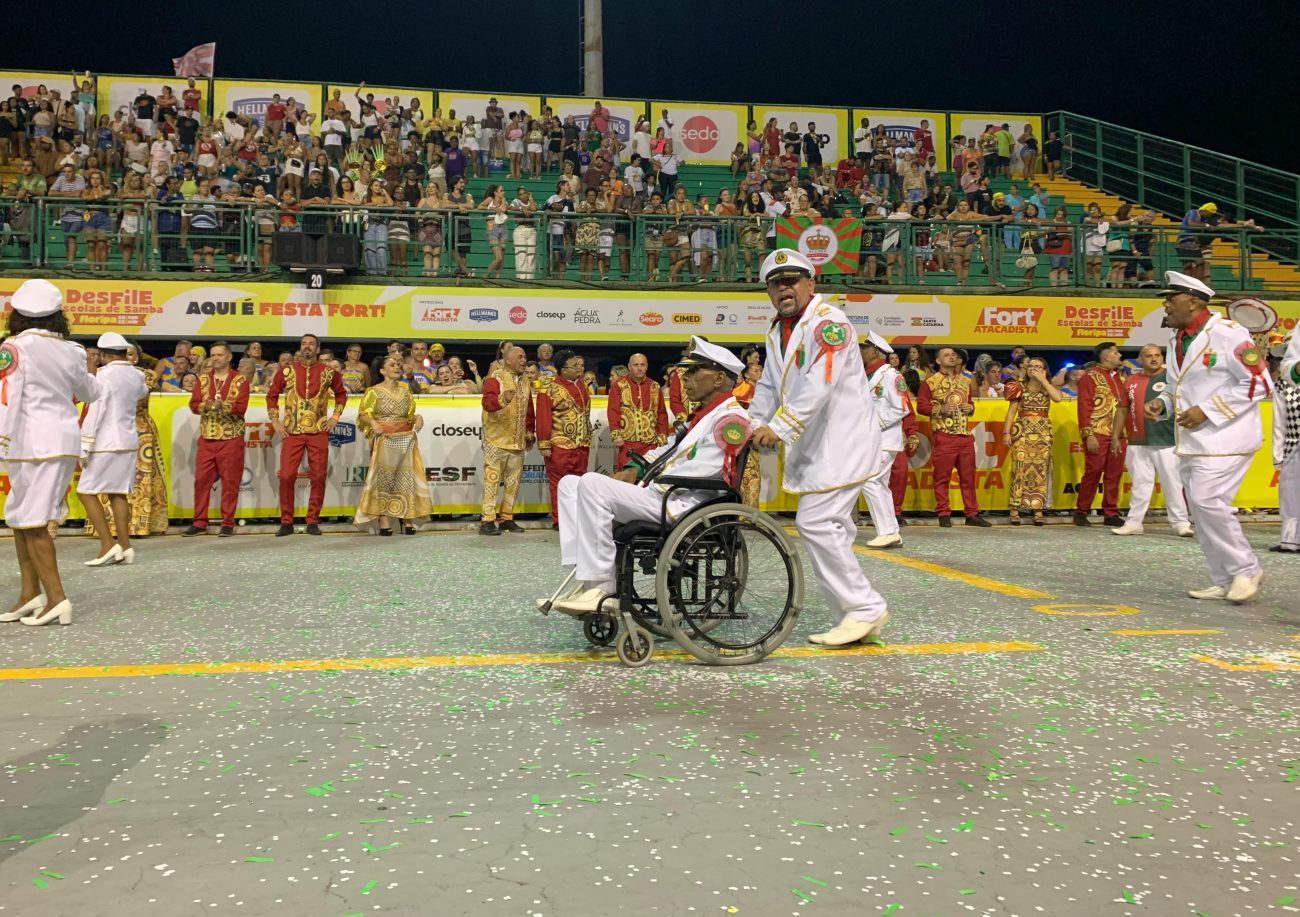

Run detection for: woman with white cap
[[77, 331, 149, 568], [0, 279, 100, 626]]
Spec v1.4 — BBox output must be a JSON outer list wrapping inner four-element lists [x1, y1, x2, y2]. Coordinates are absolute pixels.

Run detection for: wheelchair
[[540, 446, 804, 668]]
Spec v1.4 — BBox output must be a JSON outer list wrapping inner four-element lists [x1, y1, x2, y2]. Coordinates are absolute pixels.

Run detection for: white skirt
[[77, 450, 137, 496], [3, 457, 76, 529]]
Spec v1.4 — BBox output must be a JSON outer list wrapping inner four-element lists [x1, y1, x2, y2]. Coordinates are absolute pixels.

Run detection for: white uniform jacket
[[866, 361, 908, 453], [642, 395, 751, 520], [0, 329, 100, 462], [1281, 331, 1300, 389], [80, 362, 148, 456], [751, 295, 879, 493], [1156, 313, 1270, 457]]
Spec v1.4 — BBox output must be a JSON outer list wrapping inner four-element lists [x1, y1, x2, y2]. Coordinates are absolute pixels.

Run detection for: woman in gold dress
[[85, 342, 168, 538], [354, 355, 431, 535], [1002, 356, 1065, 526]]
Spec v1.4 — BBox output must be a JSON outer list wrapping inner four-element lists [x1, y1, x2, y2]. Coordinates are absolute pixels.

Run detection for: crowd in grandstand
[[0, 77, 1264, 286]]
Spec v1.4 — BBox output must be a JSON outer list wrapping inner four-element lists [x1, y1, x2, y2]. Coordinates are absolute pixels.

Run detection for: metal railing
[[3, 197, 1296, 291]]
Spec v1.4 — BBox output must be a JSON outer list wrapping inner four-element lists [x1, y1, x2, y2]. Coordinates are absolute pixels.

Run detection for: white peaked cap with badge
[[97, 332, 130, 350], [10, 279, 63, 317], [678, 336, 745, 376], [1160, 270, 1215, 301], [862, 329, 894, 354], [759, 248, 817, 283]]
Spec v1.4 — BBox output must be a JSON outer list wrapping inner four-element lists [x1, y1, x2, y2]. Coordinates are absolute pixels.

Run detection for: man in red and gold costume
[[536, 348, 592, 527], [889, 396, 920, 526], [1074, 341, 1127, 526], [480, 344, 535, 536], [265, 333, 348, 536], [607, 352, 668, 471], [917, 346, 990, 527], [183, 341, 248, 538]]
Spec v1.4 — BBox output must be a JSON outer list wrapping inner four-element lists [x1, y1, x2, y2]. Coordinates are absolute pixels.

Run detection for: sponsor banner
[[850, 108, 947, 167], [2, 397, 1281, 520], [213, 79, 320, 127], [776, 216, 861, 274], [326, 84, 435, 121], [437, 91, 543, 130], [650, 101, 746, 165], [3, 279, 1298, 347], [0, 70, 78, 103], [753, 105, 846, 165], [98, 75, 210, 128], [951, 113, 1044, 165], [544, 96, 645, 143]]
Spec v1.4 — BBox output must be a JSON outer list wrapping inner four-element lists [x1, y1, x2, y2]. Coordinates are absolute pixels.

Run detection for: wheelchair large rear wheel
[[654, 503, 803, 665]]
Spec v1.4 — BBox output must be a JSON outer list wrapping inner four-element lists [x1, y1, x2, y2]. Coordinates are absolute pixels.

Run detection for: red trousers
[[889, 450, 908, 514], [931, 431, 979, 517], [194, 437, 245, 528], [278, 432, 329, 524], [616, 441, 658, 471], [1076, 433, 1126, 517], [546, 446, 589, 523]]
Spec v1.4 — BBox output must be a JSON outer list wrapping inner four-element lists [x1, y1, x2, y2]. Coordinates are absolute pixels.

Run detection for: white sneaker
[[866, 532, 902, 549], [1110, 522, 1144, 536], [554, 587, 611, 615], [1226, 570, 1263, 604], [1171, 524, 1195, 537], [1187, 584, 1229, 600], [809, 611, 890, 646]]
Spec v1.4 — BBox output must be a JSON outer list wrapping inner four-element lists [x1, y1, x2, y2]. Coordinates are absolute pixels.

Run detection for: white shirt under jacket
[[751, 294, 879, 493], [1156, 313, 1270, 457], [0, 329, 100, 462]]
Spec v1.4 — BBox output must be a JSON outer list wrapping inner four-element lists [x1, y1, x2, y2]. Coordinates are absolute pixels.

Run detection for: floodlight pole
[[581, 0, 604, 97]]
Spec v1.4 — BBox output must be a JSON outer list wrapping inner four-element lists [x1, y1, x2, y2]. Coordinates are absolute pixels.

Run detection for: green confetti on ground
[[1277, 896, 1295, 906], [361, 841, 400, 853], [244, 856, 274, 863], [914, 862, 941, 869], [801, 875, 828, 887], [889, 827, 907, 836], [791, 888, 813, 902], [105, 798, 127, 805], [40, 870, 63, 879], [360, 880, 378, 894], [792, 820, 826, 827], [32, 878, 48, 889], [303, 782, 334, 797], [320, 832, 340, 840], [624, 772, 648, 779], [883, 905, 902, 916], [1122, 888, 1136, 904], [960, 888, 976, 895], [954, 820, 974, 831], [449, 811, 471, 817], [576, 796, 603, 803]]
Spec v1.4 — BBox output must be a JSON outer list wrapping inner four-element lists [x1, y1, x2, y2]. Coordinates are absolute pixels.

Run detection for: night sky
[[7, 0, 1297, 173]]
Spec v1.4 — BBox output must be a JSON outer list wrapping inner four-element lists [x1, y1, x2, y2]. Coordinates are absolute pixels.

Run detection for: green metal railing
[[5, 197, 1296, 291]]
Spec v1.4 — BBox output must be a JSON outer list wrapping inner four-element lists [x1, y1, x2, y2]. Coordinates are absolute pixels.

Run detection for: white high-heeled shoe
[[0, 595, 45, 623], [20, 599, 72, 626], [85, 545, 123, 567], [120, 547, 135, 565]]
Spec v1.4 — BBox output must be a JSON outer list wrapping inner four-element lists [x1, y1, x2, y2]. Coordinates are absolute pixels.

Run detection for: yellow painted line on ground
[[846, 543, 1056, 599], [0, 640, 1042, 682], [1111, 628, 1223, 636], [1189, 653, 1300, 672]]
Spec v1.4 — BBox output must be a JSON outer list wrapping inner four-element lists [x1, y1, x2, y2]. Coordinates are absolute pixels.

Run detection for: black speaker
[[272, 232, 313, 266], [319, 233, 360, 271]]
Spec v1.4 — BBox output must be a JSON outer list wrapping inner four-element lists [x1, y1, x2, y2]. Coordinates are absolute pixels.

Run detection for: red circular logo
[[680, 115, 720, 155], [509, 306, 527, 325]]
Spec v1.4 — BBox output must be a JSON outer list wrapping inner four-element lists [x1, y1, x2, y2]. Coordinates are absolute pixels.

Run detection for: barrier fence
[[0, 396, 1282, 527], [3, 198, 1295, 291]]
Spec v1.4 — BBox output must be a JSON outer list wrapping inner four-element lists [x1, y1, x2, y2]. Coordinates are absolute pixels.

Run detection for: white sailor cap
[[1160, 270, 1215, 301], [759, 248, 816, 283], [97, 332, 130, 351], [678, 336, 745, 376], [10, 279, 63, 318], [861, 329, 894, 354]]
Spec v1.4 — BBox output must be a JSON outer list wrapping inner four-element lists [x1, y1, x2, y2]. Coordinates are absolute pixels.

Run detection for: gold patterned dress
[[85, 370, 168, 537], [354, 383, 432, 525], [1005, 381, 1052, 511]]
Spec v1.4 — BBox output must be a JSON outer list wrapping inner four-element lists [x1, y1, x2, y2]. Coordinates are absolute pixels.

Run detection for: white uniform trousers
[[1279, 449, 1299, 550], [558, 474, 664, 593], [1124, 444, 1189, 529], [860, 449, 900, 537], [795, 484, 888, 623], [1181, 454, 1261, 586]]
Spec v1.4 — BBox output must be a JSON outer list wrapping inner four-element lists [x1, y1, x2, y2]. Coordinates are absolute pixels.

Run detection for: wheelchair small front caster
[[616, 625, 654, 667], [582, 614, 618, 647]]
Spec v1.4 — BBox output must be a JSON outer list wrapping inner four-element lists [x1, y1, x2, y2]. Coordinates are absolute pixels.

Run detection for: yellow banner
[[326, 84, 435, 123], [96, 75, 206, 128], [649, 101, 748, 165], [542, 96, 647, 144], [850, 108, 947, 168], [752, 104, 847, 165], [435, 91, 543, 130], [950, 112, 1045, 168], [213, 79, 321, 126]]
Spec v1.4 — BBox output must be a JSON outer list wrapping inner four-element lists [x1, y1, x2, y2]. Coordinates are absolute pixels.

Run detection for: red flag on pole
[[172, 43, 216, 77]]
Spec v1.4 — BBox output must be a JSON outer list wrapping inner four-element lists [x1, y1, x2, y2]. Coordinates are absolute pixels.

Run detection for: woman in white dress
[[0, 279, 100, 627]]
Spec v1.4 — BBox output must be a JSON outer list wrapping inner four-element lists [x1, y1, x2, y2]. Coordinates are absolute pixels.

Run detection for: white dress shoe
[[84, 544, 123, 567], [1110, 521, 1144, 535], [120, 547, 135, 565], [20, 599, 72, 626], [554, 587, 611, 615], [536, 580, 583, 611], [0, 595, 45, 623], [810, 611, 890, 646], [866, 532, 903, 549], [1187, 584, 1229, 600], [1226, 570, 1263, 604], [1171, 524, 1195, 537]]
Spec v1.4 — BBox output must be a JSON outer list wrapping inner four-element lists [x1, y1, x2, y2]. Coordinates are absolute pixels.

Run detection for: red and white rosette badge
[[713, 412, 753, 487], [811, 319, 852, 382]]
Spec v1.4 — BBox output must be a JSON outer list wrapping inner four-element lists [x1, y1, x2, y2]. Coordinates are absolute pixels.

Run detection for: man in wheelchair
[[550, 336, 752, 615]]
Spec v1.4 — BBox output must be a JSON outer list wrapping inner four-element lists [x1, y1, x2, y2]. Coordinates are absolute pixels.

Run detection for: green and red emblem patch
[[895, 377, 909, 394], [0, 342, 17, 378], [713, 412, 753, 450], [815, 320, 851, 351]]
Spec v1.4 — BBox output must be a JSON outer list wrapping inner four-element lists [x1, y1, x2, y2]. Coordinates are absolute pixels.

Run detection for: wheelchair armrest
[[655, 474, 730, 491]]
